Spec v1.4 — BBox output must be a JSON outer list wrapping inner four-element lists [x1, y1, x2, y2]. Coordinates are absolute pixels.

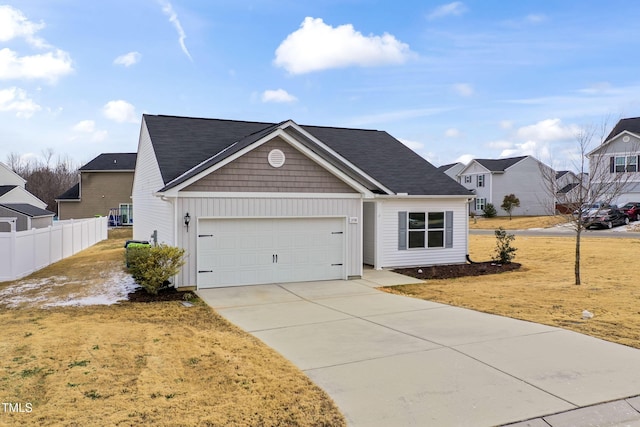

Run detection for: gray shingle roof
[[56, 183, 80, 200], [144, 114, 471, 196], [605, 117, 640, 141], [80, 153, 137, 171], [0, 203, 55, 217], [0, 185, 17, 197], [437, 163, 458, 172], [475, 156, 528, 172]]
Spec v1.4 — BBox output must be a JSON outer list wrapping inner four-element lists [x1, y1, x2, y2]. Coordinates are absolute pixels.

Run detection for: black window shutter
[[610, 157, 614, 173], [445, 211, 453, 248], [398, 211, 407, 250]]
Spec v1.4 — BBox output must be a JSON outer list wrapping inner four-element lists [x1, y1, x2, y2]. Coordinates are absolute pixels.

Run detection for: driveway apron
[[198, 272, 640, 426]]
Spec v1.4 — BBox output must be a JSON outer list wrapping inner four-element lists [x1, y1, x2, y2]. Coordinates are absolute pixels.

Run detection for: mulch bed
[[394, 261, 521, 280], [127, 286, 189, 303]]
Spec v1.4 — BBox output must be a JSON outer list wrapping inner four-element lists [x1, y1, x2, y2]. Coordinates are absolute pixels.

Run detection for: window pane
[[408, 231, 425, 248], [616, 157, 625, 172], [408, 212, 425, 229], [428, 230, 444, 247], [428, 212, 444, 229], [628, 156, 638, 172]]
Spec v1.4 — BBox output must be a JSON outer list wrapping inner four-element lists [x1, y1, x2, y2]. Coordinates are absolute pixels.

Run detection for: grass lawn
[[386, 233, 640, 349], [0, 229, 345, 426], [469, 215, 568, 229]]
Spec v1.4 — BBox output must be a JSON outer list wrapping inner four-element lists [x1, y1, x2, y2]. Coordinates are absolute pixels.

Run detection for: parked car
[[621, 202, 640, 221], [573, 202, 612, 216], [582, 207, 629, 229]]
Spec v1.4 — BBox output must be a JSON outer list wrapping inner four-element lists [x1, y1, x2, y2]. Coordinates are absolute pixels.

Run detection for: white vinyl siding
[[131, 120, 175, 245], [176, 196, 362, 287], [378, 198, 468, 268]]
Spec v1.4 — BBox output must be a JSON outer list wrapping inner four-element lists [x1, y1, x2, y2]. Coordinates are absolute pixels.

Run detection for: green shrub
[[126, 244, 186, 295], [483, 203, 497, 218], [493, 227, 517, 264]]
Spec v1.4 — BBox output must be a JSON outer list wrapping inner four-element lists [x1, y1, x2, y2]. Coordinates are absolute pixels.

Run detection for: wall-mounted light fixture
[[184, 212, 191, 232]]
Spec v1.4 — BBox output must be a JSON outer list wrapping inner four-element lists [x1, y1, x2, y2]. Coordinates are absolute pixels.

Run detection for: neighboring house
[[0, 162, 48, 209], [133, 114, 473, 289], [458, 155, 554, 216], [437, 162, 465, 182], [555, 170, 584, 213], [587, 117, 640, 205], [56, 153, 137, 223], [0, 203, 55, 232], [0, 162, 53, 231]]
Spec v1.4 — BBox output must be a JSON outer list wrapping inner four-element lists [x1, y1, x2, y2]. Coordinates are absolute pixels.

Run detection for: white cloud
[[445, 128, 461, 138], [261, 89, 297, 103], [348, 107, 452, 126], [274, 17, 412, 74], [499, 120, 513, 129], [455, 153, 474, 164], [427, 2, 468, 20], [453, 83, 474, 97], [0, 5, 48, 48], [0, 87, 41, 118], [486, 140, 513, 149], [158, 0, 192, 61], [515, 118, 579, 142], [114, 51, 141, 67], [103, 100, 138, 123], [0, 48, 73, 83], [72, 120, 107, 142], [399, 138, 425, 151], [500, 140, 550, 161]]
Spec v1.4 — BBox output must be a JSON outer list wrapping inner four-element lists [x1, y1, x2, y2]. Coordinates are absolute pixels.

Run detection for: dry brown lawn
[[386, 234, 640, 349], [0, 229, 345, 427], [469, 215, 568, 229]]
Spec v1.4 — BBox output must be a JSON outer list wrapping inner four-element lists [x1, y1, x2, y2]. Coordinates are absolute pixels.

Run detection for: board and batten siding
[[363, 202, 376, 265], [378, 198, 468, 268], [176, 196, 363, 287], [131, 120, 175, 245]]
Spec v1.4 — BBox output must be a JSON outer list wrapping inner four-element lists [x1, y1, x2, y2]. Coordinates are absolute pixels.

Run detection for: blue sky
[[2, 1, 640, 171]]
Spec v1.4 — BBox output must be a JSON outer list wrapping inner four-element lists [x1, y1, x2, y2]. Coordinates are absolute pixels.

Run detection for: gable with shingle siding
[[183, 137, 357, 194]]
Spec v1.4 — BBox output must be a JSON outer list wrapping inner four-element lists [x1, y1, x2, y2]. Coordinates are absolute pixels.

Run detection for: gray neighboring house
[[587, 117, 640, 205], [56, 153, 137, 223], [0, 203, 55, 232], [133, 114, 473, 289], [437, 162, 465, 182], [458, 155, 554, 216]]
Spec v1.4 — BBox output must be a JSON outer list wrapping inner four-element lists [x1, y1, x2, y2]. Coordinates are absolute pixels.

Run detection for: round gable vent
[[268, 149, 286, 168], [623, 135, 631, 142]]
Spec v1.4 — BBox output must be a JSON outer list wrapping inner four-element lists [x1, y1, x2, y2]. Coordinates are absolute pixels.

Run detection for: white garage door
[[197, 217, 346, 288]]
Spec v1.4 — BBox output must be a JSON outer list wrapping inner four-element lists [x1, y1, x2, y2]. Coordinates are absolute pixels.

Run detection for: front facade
[[57, 153, 137, 222], [588, 118, 640, 205], [133, 115, 472, 289], [458, 155, 555, 216]]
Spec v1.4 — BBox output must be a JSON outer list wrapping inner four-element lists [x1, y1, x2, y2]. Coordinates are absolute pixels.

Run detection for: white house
[[132, 115, 474, 289], [458, 155, 555, 216], [437, 162, 465, 182], [587, 117, 640, 205], [0, 162, 54, 231]]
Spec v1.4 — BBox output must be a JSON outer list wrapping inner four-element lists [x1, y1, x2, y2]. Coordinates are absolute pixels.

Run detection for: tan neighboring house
[[56, 153, 137, 224]]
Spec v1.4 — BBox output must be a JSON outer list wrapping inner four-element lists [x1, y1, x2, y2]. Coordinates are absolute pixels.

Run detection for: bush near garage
[[126, 244, 186, 295]]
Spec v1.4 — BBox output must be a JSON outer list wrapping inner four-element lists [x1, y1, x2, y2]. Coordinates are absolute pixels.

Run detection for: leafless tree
[[6, 150, 79, 214], [541, 121, 637, 285]]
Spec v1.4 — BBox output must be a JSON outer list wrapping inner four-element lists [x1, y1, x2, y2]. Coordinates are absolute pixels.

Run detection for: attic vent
[[268, 149, 286, 168], [623, 135, 631, 142]]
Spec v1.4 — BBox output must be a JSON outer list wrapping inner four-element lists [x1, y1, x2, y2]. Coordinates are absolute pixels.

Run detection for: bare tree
[[6, 150, 79, 214], [542, 121, 637, 285]]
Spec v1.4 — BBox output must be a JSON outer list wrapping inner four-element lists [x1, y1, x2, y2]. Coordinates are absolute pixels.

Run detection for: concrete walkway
[[198, 270, 640, 426]]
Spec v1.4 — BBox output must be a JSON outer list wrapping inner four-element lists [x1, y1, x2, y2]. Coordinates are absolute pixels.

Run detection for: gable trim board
[[133, 115, 472, 288]]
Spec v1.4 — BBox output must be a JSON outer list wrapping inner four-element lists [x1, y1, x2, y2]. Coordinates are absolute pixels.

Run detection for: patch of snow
[[43, 271, 139, 308], [0, 277, 69, 308]]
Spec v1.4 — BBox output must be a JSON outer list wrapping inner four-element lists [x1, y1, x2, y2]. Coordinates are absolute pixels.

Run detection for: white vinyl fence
[[0, 216, 108, 282]]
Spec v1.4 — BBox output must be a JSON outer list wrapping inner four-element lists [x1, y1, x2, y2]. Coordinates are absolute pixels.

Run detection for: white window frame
[[464, 175, 472, 184], [407, 211, 445, 249], [477, 174, 485, 187], [475, 198, 486, 212], [119, 203, 133, 225]]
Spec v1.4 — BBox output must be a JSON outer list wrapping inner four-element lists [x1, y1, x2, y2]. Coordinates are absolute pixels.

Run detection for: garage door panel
[[197, 217, 345, 288]]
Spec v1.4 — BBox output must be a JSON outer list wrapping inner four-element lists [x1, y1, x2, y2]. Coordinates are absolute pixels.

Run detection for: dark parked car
[[621, 202, 640, 221], [582, 206, 629, 229]]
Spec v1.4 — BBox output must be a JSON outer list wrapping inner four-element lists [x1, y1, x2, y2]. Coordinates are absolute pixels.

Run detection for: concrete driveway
[[198, 270, 640, 426]]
